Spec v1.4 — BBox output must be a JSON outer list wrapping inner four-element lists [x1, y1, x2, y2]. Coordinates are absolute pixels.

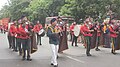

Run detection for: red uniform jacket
[[70, 24, 75, 35], [81, 24, 92, 37], [33, 24, 43, 33], [109, 25, 117, 38], [19, 24, 30, 39], [4, 25, 8, 31], [16, 24, 22, 39], [9, 24, 17, 36]]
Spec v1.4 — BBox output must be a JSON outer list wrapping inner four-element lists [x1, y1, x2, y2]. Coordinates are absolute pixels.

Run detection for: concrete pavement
[[0, 33, 120, 67]]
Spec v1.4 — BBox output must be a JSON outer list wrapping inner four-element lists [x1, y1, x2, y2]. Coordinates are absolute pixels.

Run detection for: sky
[[0, 0, 8, 9]]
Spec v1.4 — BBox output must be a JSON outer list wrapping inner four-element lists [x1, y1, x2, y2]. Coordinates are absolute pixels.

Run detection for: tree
[[0, 5, 11, 19], [1, 0, 120, 23], [24, 0, 65, 23]]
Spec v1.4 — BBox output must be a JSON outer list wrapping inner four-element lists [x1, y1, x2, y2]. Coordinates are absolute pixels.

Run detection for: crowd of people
[[1, 15, 120, 67], [6, 16, 43, 61], [69, 17, 120, 56]]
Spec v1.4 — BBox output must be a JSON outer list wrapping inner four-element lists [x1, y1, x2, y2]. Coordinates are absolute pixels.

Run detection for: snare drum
[[38, 29, 45, 37]]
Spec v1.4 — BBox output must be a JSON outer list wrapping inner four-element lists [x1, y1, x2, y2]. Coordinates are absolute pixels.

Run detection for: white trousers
[[51, 44, 59, 65]]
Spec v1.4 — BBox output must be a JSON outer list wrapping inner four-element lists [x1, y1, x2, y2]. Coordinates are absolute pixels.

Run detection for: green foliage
[[1, 0, 120, 23]]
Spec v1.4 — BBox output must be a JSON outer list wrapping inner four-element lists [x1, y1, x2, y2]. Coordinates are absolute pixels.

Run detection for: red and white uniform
[[70, 24, 75, 35], [109, 25, 117, 38], [81, 24, 92, 37], [9, 23, 17, 37], [33, 23, 43, 33], [19, 24, 30, 39]]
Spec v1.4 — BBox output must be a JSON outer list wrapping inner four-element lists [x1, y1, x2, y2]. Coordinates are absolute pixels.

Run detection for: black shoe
[[95, 48, 100, 51], [27, 58, 32, 61], [71, 44, 73, 46], [51, 63, 54, 65], [54, 65, 58, 67], [112, 52, 117, 55], [15, 50, 18, 52], [57, 55, 59, 59], [111, 51, 117, 55], [87, 53, 92, 56], [75, 45, 78, 47], [111, 50, 116, 55], [40, 44, 42, 45]]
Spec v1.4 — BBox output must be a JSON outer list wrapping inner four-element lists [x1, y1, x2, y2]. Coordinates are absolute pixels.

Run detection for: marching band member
[[47, 18, 60, 67], [3, 24, 8, 34], [19, 16, 32, 61], [15, 19, 22, 55], [9, 20, 17, 51], [103, 21, 111, 48], [81, 20, 94, 56], [80, 23, 87, 48], [69, 23, 74, 41], [88, 21, 98, 50], [0, 25, 4, 33], [95, 22, 101, 51], [33, 20, 43, 45], [71, 22, 78, 47], [109, 22, 118, 54], [7, 21, 12, 49]]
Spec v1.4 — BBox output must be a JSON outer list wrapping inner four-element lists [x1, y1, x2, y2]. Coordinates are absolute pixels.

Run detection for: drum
[[38, 29, 45, 37], [74, 25, 80, 37]]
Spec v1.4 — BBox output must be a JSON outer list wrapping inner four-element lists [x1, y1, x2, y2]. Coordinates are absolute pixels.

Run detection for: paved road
[[0, 33, 120, 67]]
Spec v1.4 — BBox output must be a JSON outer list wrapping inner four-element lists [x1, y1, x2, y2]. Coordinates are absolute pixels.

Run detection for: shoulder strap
[[48, 26, 59, 33], [48, 26, 54, 33]]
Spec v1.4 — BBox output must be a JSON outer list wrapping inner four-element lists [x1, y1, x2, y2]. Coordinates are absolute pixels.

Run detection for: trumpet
[[54, 26, 63, 36]]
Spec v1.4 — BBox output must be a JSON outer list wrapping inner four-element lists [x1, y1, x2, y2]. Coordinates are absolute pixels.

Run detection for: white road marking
[[66, 55, 85, 64]]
